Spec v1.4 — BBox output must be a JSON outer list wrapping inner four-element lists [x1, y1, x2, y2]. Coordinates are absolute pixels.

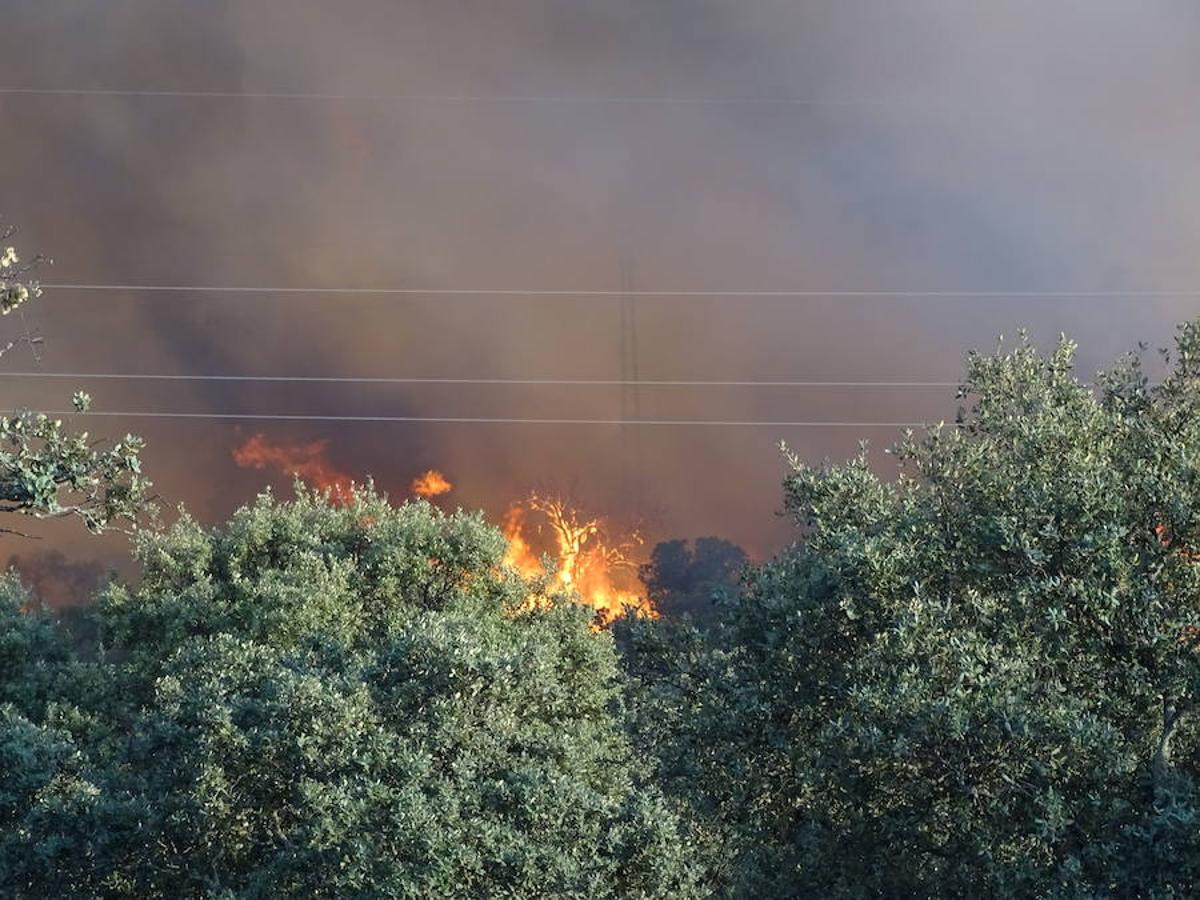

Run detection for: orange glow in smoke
[[412, 469, 453, 498], [232, 434, 354, 503]]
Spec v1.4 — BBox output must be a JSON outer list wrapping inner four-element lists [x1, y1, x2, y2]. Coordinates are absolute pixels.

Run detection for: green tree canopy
[[1, 487, 695, 898], [0, 236, 148, 534], [626, 322, 1200, 896]]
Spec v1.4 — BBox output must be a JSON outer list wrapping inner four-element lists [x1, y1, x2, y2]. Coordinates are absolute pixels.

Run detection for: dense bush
[[12, 321, 1200, 897], [625, 323, 1200, 896], [0, 489, 696, 898]]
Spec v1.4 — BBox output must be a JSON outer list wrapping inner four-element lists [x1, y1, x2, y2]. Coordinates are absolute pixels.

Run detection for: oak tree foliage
[[625, 322, 1200, 896], [13, 302, 1200, 895], [0, 487, 696, 898], [0, 234, 149, 534]]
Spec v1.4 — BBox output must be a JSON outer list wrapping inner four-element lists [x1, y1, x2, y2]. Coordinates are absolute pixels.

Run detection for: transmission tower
[[618, 254, 641, 510]]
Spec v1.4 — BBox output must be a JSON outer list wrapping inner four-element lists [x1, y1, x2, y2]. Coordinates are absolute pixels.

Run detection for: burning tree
[[502, 492, 656, 626], [229, 434, 655, 627]]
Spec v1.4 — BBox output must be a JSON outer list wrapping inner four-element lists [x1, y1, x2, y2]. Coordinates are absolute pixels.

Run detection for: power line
[[0, 371, 960, 388], [0, 87, 898, 107], [41, 283, 1200, 298], [28, 410, 939, 427]]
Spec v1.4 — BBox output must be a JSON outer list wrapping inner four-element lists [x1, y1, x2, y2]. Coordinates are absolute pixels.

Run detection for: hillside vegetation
[[8, 323, 1200, 896]]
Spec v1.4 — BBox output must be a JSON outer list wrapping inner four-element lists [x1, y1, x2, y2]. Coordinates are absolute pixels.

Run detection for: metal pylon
[[618, 255, 641, 509]]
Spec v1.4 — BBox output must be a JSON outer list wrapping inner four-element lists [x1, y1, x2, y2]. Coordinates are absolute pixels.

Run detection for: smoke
[[0, 1, 1197, 566], [7, 550, 106, 610], [232, 433, 357, 502]]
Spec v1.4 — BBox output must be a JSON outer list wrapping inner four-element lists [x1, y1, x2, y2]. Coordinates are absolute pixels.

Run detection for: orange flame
[[502, 494, 656, 626], [231, 434, 652, 626], [412, 469, 453, 498], [501, 506, 542, 580], [232, 433, 355, 503]]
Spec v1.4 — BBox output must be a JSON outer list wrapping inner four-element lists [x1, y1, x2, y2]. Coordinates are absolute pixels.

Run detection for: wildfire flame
[[232, 434, 355, 503], [412, 469, 453, 498], [232, 435, 654, 625], [502, 493, 656, 625]]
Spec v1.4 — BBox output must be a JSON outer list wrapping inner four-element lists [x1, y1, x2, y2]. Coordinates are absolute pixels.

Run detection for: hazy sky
[[2, 1, 1199, 580]]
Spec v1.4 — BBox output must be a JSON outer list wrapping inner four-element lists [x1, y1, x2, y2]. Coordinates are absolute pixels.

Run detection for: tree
[[640, 537, 747, 626], [0, 234, 149, 534], [0, 486, 697, 898], [625, 322, 1200, 896]]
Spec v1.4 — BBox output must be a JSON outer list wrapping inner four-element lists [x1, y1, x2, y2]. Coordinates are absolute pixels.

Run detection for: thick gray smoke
[[7, 549, 106, 610], [1, 1, 1197, 575]]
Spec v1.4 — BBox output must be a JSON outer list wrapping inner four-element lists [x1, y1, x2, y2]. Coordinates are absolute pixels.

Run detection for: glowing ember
[[232, 434, 355, 503], [412, 469, 453, 498], [502, 493, 656, 625]]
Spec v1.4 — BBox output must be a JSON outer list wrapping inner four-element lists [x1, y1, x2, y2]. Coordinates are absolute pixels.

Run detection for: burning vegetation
[[232, 436, 655, 625], [411, 469, 454, 498], [233, 434, 355, 503], [501, 494, 656, 626]]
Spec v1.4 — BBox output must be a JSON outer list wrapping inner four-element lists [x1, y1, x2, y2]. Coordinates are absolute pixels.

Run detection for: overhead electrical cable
[[40, 283, 1200, 299], [16, 409, 949, 428], [0, 371, 960, 388], [0, 87, 903, 106]]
